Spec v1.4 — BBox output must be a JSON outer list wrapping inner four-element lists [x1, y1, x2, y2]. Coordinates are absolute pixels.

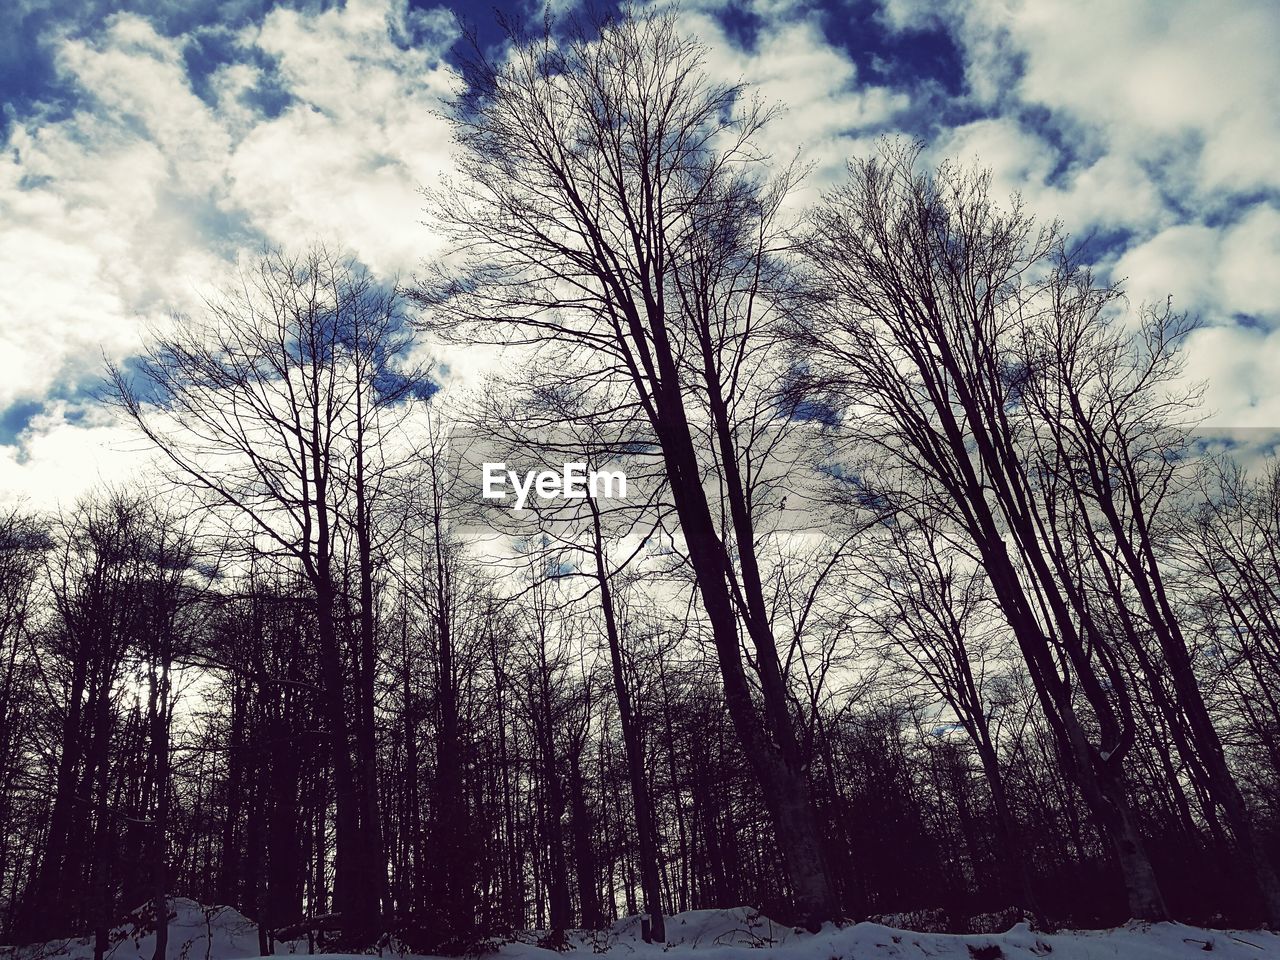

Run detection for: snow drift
[[3, 899, 1276, 960]]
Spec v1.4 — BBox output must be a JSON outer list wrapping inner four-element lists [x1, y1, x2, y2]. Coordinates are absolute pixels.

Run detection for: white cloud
[[226, 0, 459, 277], [0, 116, 163, 411], [1217, 206, 1280, 320], [56, 16, 233, 193], [1183, 324, 1280, 430], [0, 0, 459, 504], [883, 0, 1280, 207], [1115, 206, 1280, 324], [934, 117, 1055, 199], [0, 403, 150, 511], [877, 0, 1280, 433], [1112, 225, 1221, 314], [4, 0, 1279, 506], [676, 4, 908, 200], [1005, 0, 1280, 197]]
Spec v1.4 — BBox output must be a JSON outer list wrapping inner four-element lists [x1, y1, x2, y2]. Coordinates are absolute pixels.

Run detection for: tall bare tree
[[422, 10, 835, 926], [796, 143, 1170, 919], [110, 247, 426, 944]]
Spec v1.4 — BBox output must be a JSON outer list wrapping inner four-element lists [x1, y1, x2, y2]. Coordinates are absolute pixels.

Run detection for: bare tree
[[0, 509, 49, 941], [109, 246, 426, 944], [1017, 280, 1280, 924], [854, 507, 1042, 923], [422, 10, 835, 926], [795, 142, 1169, 919]]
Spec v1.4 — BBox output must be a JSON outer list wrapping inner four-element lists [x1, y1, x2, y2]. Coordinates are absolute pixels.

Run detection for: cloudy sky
[[1, 0, 1277, 507]]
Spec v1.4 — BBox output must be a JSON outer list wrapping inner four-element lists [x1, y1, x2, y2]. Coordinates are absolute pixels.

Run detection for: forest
[[2, 9, 1279, 957]]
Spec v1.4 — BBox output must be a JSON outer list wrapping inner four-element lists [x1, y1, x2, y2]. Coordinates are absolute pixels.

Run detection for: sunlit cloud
[[1, 0, 1277, 508]]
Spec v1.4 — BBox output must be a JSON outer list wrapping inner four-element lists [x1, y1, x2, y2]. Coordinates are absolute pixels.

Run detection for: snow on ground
[[3, 898, 1277, 960]]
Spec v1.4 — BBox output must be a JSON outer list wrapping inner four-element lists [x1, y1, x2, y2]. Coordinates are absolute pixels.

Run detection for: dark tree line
[[2, 9, 1279, 955]]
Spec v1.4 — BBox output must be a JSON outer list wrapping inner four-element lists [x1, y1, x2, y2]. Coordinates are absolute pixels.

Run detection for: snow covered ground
[[4, 898, 1276, 960]]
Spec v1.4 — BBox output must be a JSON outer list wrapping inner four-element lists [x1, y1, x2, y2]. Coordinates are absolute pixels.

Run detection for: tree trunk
[[647, 368, 835, 928], [588, 500, 665, 940]]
